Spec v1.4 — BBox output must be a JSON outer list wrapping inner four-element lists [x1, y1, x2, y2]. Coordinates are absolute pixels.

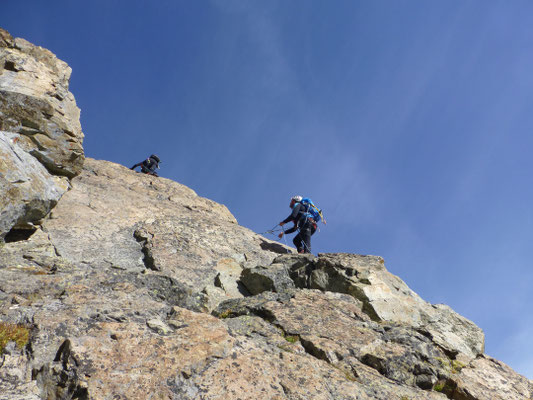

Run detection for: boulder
[[240, 262, 296, 294], [0, 132, 69, 237]]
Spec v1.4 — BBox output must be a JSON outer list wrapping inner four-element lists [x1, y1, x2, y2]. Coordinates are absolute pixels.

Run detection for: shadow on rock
[[259, 239, 291, 255]]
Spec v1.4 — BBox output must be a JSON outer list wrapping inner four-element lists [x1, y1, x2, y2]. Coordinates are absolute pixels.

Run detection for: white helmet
[[291, 195, 302, 203]]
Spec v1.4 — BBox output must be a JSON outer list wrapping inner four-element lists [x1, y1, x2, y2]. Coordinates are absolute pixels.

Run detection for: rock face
[[240, 253, 485, 360], [0, 28, 84, 240], [41, 158, 283, 310], [1, 29, 532, 400]]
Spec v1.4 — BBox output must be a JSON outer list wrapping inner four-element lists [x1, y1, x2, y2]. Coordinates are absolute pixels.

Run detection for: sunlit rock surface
[[0, 27, 84, 240]]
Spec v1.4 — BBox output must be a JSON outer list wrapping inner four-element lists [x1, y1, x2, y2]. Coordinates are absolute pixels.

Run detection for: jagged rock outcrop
[[0, 28, 84, 240], [1, 29, 532, 400], [241, 253, 484, 360]]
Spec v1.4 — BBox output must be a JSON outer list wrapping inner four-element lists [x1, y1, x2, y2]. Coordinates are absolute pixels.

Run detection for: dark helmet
[[149, 154, 161, 163]]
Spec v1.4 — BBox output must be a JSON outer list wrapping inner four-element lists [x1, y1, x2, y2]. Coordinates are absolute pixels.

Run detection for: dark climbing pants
[[293, 221, 316, 254]]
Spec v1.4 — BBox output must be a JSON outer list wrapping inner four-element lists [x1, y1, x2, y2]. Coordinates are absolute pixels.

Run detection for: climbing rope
[[258, 225, 284, 235], [280, 229, 290, 253]]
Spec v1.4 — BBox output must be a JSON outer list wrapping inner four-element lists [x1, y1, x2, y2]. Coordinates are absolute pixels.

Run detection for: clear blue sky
[[4, 1, 533, 379]]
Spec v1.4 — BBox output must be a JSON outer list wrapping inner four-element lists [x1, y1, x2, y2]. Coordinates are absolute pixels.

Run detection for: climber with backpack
[[278, 196, 325, 254], [131, 154, 161, 177]]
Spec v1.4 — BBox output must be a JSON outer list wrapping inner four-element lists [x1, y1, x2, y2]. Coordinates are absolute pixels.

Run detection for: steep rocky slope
[[1, 28, 532, 400]]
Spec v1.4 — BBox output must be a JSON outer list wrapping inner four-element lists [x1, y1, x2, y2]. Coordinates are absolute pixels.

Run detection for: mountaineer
[[278, 196, 324, 254], [131, 154, 161, 177]]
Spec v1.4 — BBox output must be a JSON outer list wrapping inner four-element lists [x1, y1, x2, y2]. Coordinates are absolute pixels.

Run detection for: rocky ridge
[[1, 28, 532, 400]]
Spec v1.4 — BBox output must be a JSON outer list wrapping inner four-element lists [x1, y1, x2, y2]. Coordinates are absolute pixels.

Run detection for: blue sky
[[3, 1, 533, 380]]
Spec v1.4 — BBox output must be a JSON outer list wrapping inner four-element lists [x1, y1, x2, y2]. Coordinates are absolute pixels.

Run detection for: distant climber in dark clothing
[[278, 195, 317, 254], [131, 154, 161, 177]]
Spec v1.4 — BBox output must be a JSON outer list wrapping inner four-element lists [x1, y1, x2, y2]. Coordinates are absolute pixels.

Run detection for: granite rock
[[0, 28, 84, 239]]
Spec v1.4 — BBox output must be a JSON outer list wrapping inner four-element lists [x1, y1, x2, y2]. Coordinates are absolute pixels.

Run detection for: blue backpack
[[300, 197, 324, 224]]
